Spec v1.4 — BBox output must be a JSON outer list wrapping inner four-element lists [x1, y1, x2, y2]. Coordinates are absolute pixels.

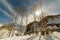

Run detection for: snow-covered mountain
[[0, 15, 60, 40]]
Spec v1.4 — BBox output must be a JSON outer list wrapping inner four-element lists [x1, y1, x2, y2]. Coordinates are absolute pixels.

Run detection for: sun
[[35, 8, 41, 16]]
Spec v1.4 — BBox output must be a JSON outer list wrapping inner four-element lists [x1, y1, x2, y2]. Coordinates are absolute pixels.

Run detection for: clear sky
[[0, 0, 60, 24]]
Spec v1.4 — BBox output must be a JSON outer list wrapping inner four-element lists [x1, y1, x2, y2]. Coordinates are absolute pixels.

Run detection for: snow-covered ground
[[0, 32, 60, 40], [0, 26, 60, 40], [0, 35, 31, 40]]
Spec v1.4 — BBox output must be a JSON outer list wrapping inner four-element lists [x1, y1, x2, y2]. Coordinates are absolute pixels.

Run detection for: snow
[[0, 35, 31, 40], [0, 30, 10, 38], [0, 28, 60, 40], [0, 32, 60, 40]]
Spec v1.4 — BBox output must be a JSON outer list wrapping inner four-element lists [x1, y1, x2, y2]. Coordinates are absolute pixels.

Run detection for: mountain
[[39, 14, 60, 26], [24, 21, 40, 35], [25, 14, 60, 35], [39, 14, 60, 32]]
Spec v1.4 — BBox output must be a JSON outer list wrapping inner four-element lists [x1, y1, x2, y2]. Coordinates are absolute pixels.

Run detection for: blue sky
[[0, 0, 60, 24]]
